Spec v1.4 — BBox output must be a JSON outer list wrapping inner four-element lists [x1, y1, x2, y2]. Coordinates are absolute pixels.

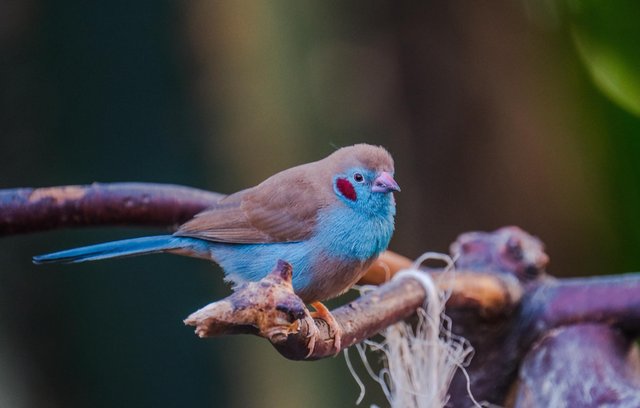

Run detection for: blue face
[[332, 166, 397, 216]]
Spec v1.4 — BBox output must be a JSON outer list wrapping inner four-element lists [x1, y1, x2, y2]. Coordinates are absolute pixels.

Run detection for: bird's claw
[[310, 301, 343, 356], [302, 315, 318, 358], [285, 314, 318, 358], [281, 299, 346, 358]]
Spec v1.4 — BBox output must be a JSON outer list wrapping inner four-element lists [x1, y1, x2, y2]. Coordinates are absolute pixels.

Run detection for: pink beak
[[372, 171, 400, 193]]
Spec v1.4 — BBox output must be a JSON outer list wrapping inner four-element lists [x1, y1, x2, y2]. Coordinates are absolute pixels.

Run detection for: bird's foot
[[310, 301, 342, 355], [286, 315, 319, 358]]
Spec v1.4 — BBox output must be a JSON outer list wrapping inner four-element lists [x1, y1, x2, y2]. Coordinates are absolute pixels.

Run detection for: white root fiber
[[345, 252, 486, 408]]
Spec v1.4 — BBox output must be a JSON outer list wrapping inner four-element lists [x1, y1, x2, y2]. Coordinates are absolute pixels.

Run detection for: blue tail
[[33, 235, 210, 264]]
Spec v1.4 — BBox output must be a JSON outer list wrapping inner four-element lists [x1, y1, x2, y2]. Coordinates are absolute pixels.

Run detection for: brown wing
[[175, 167, 329, 243]]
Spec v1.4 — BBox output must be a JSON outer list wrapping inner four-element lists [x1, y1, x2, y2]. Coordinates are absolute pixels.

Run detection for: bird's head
[[328, 144, 400, 215]]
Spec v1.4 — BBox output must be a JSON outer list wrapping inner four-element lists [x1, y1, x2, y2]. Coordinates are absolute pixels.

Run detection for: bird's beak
[[372, 171, 400, 193]]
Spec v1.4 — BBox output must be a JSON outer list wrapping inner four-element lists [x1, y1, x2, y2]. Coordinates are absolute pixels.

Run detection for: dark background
[[1, 1, 639, 406]]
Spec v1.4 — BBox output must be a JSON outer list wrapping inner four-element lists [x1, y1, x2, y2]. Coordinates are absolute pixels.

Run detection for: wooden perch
[[184, 259, 523, 360], [3, 182, 640, 406]]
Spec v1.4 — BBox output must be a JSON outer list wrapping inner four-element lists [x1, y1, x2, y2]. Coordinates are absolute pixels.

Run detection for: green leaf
[[570, 1, 640, 116]]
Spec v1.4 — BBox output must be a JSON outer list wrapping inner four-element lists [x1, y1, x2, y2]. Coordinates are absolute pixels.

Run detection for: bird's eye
[[353, 173, 364, 183]]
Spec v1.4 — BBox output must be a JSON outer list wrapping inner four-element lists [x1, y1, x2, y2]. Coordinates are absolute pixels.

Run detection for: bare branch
[[4, 182, 640, 406], [0, 183, 223, 235], [185, 259, 523, 360], [511, 324, 640, 407], [448, 272, 640, 405], [531, 274, 640, 336]]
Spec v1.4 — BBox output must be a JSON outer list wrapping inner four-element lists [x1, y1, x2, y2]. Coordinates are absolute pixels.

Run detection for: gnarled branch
[[3, 182, 640, 406], [184, 259, 523, 360]]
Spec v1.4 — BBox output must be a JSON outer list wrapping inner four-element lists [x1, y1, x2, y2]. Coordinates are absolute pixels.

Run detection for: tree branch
[[0, 183, 223, 235], [510, 324, 640, 407], [184, 259, 523, 360], [3, 182, 640, 406]]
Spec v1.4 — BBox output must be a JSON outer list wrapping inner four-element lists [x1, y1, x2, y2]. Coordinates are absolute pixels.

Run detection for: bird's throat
[[315, 205, 395, 261]]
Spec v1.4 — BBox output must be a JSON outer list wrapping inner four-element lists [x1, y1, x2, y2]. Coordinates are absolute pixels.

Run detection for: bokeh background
[[1, 1, 639, 407]]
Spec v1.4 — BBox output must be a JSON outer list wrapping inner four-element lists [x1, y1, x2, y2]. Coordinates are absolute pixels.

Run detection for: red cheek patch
[[336, 178, 357, 201]]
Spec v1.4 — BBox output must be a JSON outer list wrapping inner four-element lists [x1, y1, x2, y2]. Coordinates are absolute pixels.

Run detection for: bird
[[34, 144, 400, 347]]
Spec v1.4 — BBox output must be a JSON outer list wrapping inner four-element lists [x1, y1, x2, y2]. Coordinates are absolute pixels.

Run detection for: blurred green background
[[1, 0, 639, 407]]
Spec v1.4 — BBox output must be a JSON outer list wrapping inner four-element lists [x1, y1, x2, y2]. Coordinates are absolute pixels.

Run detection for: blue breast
[[210, 240, 314, 289], [209, 201, 395, 300]]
